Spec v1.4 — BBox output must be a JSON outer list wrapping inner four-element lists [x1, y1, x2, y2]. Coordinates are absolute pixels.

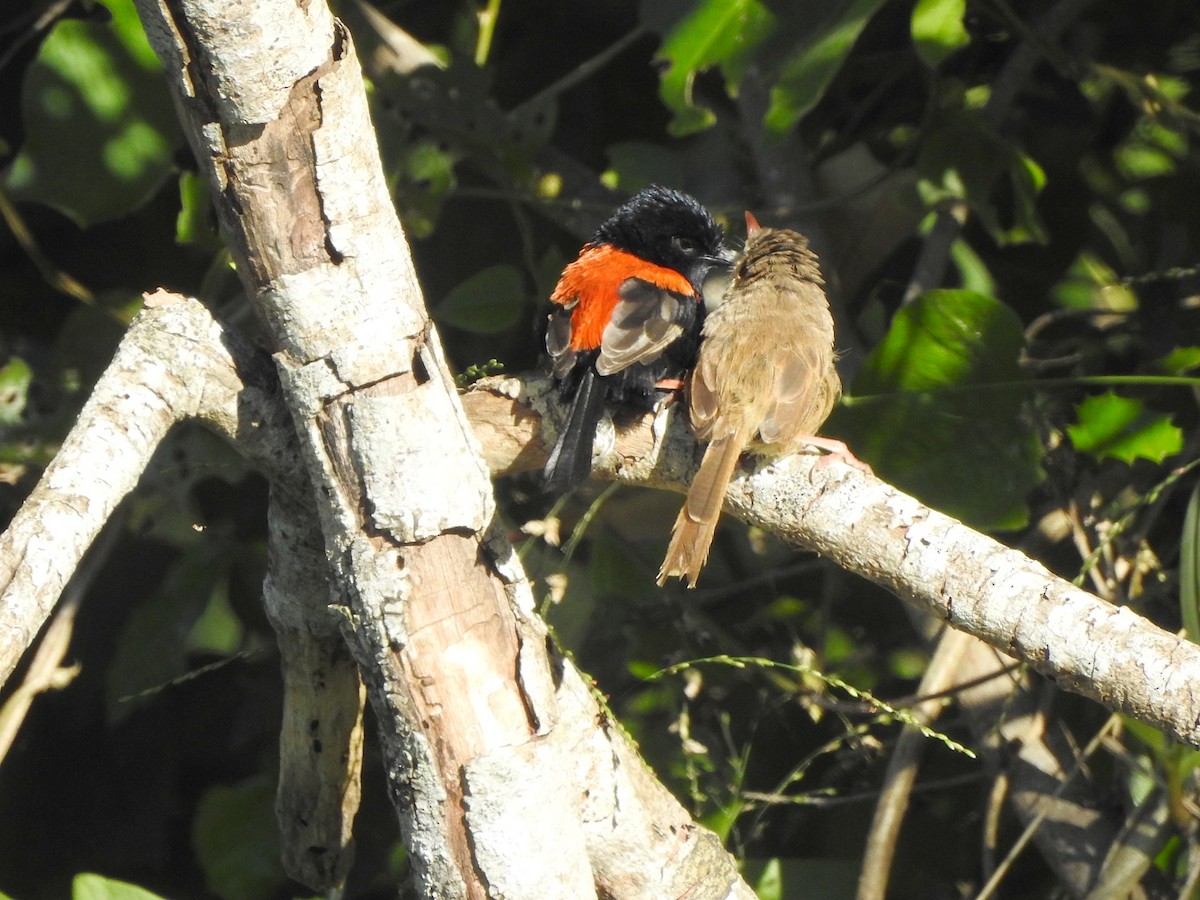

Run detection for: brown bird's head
[[731, 212, 825, 291]]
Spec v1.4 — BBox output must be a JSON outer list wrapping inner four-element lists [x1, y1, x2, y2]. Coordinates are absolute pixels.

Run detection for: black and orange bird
[[658, 212, 864, 588], [542, 185, 731, 494]]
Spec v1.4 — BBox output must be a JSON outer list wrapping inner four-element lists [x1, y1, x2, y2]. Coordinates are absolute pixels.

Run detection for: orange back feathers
[[551, 245, 696, 351]]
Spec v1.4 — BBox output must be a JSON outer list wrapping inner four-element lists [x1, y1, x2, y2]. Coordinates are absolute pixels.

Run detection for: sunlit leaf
[[649, 0, 775, 136], [433, 264, 526, 334], [1051, 253, 1137, 311], [0, 357, 33, 426], [391, 139, 460, 238], [889, 647, 929, 679], [175, 171, 221, 249], [764, 0, 888, 134], [1067, 392, 1183, 464], [833, 290, 1042, 529], [1116, 144, 1177, 180], [911, 0, 970, 68], [186, 579, 244, 656], [949, 237, 996, 296], [1181, 483, 1200, 645], [72, 873, 167, 900], [2, 0, 178, 225], [1159, 346, 1200, 375], [749, 858, 784, 900]]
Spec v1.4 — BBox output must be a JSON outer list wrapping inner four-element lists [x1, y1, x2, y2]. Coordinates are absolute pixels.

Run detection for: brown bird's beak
[[744, 210, 761, 236]]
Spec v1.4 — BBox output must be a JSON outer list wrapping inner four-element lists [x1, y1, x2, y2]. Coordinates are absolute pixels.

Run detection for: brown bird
[[657, 212, 862, 588]]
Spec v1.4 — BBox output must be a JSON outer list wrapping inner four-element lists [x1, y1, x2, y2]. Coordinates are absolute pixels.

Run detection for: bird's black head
[[594, 185, 730, 293]]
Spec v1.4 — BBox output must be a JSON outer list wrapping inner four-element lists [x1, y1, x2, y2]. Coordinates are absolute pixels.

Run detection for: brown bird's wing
[[594, 278, 688, 376], [686, 348, 724, 441], [758, 345, 840, 448]]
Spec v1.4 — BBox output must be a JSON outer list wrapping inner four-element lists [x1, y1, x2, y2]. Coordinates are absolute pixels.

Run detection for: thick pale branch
[[0, 293, 365, 890], [466, 375, 1200, 749], [0, 292, 279, 687]]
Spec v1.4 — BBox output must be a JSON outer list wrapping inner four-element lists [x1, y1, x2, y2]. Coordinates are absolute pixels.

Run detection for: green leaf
[[650, 0, 776, 136], [749, 858, 784, 900], [1160, 346, 1200, 376], [105, 544, 229, 721], [433, 264, 526, 334], [0, 357, 33, 426], [72, 874, 167, 900], [742, 858, 859, 900], [391, 139, 460, 238], [1181, 483, 1200, 645], [764, 0, 888, 134], [948, 237, 996, 296], [186, 578, 244, 656], [917, 112, 1048, 245], [1066, 392, 1183, 464], [175, 171, 222, 249], [2, 0, 179, 225], [193, 777, 286, 900], [834, 290, 1042, 529], [911, 0, 970, 68]]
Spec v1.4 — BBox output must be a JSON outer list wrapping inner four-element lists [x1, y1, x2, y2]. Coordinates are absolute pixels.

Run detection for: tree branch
[[466, 376, 1200, 750], [0, 291, 285, 687]]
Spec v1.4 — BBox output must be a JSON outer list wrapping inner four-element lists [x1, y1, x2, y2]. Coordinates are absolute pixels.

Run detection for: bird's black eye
[[671, 236, 699, 254]]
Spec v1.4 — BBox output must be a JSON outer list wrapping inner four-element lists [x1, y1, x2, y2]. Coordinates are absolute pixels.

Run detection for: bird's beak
[[697, 248, 736, 308], [700, 264, 732, 309]]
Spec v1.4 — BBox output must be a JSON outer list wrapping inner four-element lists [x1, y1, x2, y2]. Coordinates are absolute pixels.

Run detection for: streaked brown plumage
[[658, 212, 857, 588]]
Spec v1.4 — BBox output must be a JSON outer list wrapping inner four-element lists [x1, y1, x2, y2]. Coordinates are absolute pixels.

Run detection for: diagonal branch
[[466, 377, 1200, 750], [0, 291, 288, 687]]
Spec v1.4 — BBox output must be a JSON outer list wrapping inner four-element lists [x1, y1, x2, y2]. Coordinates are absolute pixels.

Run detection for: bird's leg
[[806, 436, 872, 474], [653, 377, 687, 407]]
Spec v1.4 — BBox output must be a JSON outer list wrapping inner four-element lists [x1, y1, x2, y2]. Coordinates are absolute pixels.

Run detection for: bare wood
[[264, 481, 366, 889], [0, 292, 367, 889], [0, 288, 756, 896], [6, 295, 1192, 890], [135, 1, 589, 894], [8, 294, 1190, 894]]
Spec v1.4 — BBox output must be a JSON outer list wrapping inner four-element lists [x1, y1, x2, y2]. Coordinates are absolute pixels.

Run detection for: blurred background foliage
[[1, 0, 1200, 897]]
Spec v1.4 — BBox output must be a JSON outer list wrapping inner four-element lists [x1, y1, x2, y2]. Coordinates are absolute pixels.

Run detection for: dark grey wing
[[595, 278, 689, 376], [545, 304, 577, 379]]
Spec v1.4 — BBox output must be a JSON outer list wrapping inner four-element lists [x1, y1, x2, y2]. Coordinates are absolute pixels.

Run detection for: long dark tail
[[543, 368, 607, 494]]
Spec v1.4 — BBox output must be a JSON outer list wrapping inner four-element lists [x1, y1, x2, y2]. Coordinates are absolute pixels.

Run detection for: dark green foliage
[[3, 0, 1200, 896]]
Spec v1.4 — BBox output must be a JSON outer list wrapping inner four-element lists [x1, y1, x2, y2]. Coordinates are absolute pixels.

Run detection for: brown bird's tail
[[657, 424, 748, 588]]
